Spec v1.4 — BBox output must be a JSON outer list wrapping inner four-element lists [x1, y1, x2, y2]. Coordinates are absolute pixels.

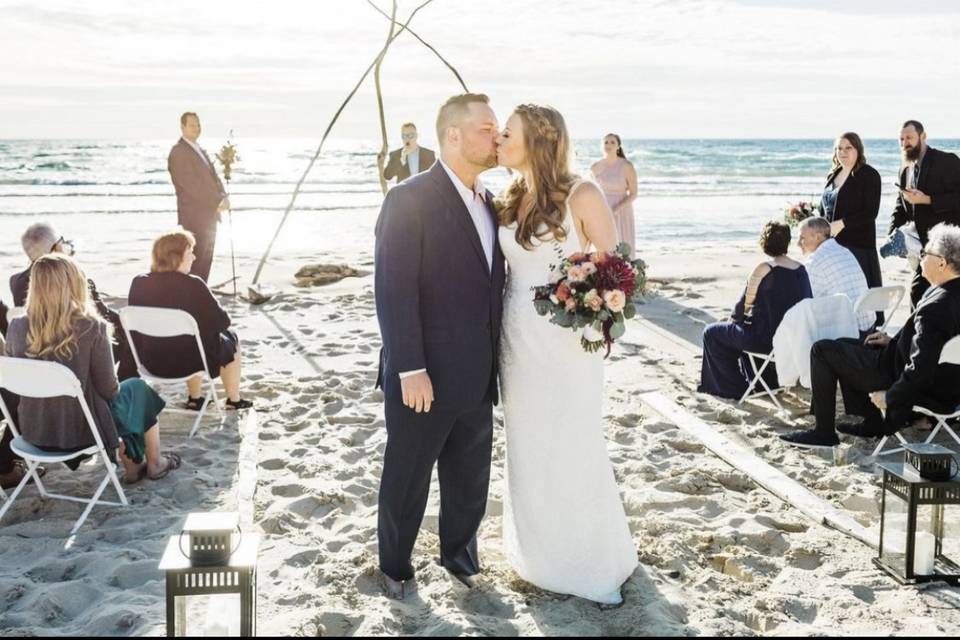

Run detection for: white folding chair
[[0, 357, 128, 534], [854, 286, 905, 333], [872, 335, 960, 456], [919, 335, 960, 448], [739, 349, 784, 412], [120, 306, 222, 438]]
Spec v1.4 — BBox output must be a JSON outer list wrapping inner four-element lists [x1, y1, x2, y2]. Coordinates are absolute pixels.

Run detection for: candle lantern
[[875, 448, 960, 585], [159, 512, 259, 637]]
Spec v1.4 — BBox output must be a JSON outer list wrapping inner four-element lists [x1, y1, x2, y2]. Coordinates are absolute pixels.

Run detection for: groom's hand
[[401, 371, 434, 413]]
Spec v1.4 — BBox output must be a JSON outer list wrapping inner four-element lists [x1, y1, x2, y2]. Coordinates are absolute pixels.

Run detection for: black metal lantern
[[159, 512, 259, 637], [875, 458, 960, 585]]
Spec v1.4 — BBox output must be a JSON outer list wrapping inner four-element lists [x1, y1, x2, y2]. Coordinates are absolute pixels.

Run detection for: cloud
[[0, 0, 958, 138]]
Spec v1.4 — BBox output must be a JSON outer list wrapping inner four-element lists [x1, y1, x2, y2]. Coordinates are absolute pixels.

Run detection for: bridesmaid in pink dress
[[590, 134, 638, 258]]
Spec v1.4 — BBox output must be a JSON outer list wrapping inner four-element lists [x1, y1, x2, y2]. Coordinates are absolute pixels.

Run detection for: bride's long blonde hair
[[498, 104, 578, 249], [25, 254, 104, 361]]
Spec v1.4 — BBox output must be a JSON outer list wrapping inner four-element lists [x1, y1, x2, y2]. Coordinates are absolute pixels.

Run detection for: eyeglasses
[[401, 132, 417, 140], [921, 250, 943, 260], [54, 236, 76, 256]]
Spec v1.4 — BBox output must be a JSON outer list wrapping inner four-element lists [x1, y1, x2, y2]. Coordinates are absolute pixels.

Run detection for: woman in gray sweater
[[5, 254, 179, 482]]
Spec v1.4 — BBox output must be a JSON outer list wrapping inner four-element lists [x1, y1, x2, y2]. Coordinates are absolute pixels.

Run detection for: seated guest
[[781, 223, 960, 449], [699, 221, 813, 399], [12, 222, 138, 380], [797, 216, 873, 333], [128, 230, 253, 411], [1, 297, 8, 337], [4, 254, 177, 481]]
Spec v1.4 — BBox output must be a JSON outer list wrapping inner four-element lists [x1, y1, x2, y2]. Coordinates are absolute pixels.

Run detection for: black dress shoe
[[836, 421, 883, 439], [378, 570, 411, 600], [779, 429, 840, 449], [435, 557, 478, 589]]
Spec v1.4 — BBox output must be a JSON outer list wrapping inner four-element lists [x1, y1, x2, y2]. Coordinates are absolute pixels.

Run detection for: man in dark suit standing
[[167, 112, 228, 282], [380, 122, 436, 185], [889, 120, 960, 308], [374, 94, 503, 599]]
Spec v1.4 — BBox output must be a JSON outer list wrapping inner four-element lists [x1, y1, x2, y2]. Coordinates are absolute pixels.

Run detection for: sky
[[1, 0, 959, 142]]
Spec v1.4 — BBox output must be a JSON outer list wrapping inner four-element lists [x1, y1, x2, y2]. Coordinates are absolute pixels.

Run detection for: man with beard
[[890, 120, 960, 307]]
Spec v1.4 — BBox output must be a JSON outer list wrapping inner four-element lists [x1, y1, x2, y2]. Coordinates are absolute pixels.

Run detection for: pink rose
[[603, 290, 627, 313], [584, 289, 603, 312], [567, 265, 586, 283], [581, 262, 597, 277], [565, 298, 578, 312]]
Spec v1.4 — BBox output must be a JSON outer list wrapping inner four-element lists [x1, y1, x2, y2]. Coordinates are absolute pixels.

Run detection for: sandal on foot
[[185, 396, 207, 411], [148, 453, 183, 481], [225, 398, 253, 410], [123, 464, 148, 485]]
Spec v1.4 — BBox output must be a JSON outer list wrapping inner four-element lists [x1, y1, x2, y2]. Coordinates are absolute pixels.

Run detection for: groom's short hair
[[436, 93, 490, 146]]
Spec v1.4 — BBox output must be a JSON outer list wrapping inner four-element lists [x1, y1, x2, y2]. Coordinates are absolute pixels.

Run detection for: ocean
[[0, 138, 956, 268]]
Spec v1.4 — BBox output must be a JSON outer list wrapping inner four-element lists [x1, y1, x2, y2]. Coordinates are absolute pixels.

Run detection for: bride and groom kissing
[[374, 93, 637, 606]]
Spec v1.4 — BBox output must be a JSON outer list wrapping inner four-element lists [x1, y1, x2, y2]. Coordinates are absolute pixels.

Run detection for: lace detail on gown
[[499, 180, 638, 604]]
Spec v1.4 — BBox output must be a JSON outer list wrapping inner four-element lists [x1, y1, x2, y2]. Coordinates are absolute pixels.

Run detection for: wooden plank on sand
[[236, 409, 259, 527], [640, 391, 879, 549]]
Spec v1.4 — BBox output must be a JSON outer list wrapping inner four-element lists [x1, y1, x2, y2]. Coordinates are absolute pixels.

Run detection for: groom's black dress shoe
[[435, 557, 478, 589], [378, 570, 412, 600]]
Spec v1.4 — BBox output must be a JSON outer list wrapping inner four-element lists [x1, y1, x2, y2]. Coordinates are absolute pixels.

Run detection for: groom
[[374, 93, 505, 599]]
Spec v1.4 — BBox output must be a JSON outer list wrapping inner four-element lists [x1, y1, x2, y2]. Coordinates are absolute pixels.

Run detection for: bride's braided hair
[[499, 104, 578, 249]]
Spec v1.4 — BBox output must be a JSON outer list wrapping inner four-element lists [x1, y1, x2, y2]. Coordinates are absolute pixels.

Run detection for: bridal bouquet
[[783, 200, 821, 227], [533, 243, 647, 355]]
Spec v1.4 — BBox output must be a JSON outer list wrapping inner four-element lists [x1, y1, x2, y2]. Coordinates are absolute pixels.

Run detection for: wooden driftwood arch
[[251, 0, 468, 288]]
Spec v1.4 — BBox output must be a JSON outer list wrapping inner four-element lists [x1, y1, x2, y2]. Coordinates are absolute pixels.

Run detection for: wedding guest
[[797, 217, 873, 333], [4, 254, 177, 481], [380, 123, 436, 185], [591, 134, 638, 258], [820, 132, 882, 290], [1, 298, 8, 337], [127, 230, 253, 411], [890, 120, 960, 308], [699, 221, 812, 398], [781, 223, 960, 448], [11, 222, 138, 380], [167, 112, 228, 282]]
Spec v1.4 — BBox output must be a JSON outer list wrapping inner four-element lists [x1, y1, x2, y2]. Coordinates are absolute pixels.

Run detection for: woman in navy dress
[[699, 221, 813, 399]]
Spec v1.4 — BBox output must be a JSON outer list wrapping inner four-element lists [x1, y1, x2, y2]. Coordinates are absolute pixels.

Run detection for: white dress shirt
[[399, 160, 496, 380], [804, 238, 873, 331]]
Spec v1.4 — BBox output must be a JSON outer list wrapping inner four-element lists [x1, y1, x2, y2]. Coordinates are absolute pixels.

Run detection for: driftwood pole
[[251, 0, 469, 288], [373, 1, 398, 196]]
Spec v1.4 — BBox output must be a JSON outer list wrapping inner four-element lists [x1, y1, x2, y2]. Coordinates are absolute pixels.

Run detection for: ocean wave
[[0, 204, 374, 216]]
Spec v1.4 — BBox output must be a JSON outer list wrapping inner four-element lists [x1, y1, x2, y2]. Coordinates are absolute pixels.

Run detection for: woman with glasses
[[590, 134, 638, 258]]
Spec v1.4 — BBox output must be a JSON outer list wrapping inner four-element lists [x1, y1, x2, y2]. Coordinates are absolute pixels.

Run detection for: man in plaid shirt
[[798, 217, 874, 332]]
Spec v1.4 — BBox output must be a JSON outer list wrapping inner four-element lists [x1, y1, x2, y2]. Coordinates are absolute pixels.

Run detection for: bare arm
[[569, 182, 618, 253], [743, 263, 772, 315]]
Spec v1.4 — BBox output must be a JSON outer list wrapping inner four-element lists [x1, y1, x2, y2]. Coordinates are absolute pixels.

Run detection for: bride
[[495, 104, 638, 606]]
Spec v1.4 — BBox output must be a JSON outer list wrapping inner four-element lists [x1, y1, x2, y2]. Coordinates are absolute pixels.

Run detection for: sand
[[2, 211, 960, 636]]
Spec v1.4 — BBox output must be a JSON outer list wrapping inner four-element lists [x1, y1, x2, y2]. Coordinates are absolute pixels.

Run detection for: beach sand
[[2, 210, 960, 636]]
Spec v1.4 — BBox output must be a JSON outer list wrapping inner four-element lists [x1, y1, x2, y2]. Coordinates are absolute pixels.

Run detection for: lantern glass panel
[[175, 593, 242, 637], [879, 486, 909, 577], [936, 504, 960, 572]]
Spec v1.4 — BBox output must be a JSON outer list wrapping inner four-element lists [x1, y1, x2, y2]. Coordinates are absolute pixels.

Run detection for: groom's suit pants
[[378, 398, 493, 582]]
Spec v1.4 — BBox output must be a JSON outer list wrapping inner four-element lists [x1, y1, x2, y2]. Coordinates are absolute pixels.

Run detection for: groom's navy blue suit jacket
[[375, 161, 506, 409]]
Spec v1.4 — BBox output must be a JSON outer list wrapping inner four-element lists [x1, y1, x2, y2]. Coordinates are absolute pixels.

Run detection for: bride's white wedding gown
[[499, 182, 638, 605]]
